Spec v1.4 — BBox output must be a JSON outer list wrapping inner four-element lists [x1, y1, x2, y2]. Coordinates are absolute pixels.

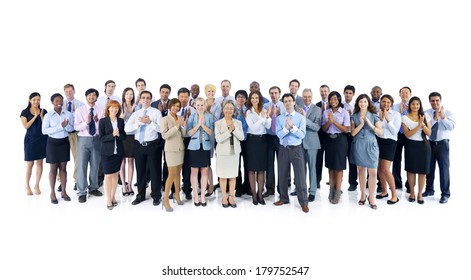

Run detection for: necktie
[[430, 121, 438, 141], [181, 108, 185, 117], [139, 109, 148, 143], [89, 108, 96, 136], [271, 105, 277, 133], [399, 103, 408, 133], [107, 97, 110, 104], [68, 101, 72, 112]]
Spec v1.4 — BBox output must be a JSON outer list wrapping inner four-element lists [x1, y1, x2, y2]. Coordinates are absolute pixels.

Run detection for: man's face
[[178, 92, 189, 107], [320, 86, 329, 100], [64, 87, 75, 100], [250, 82, 260, 93], [86, 92, 98, 105], [136, 81, 146, 93], [289, 82, 299, 95], [429, 96, 441, 110], [236, 94, 246, 106], [302, 91, 312, 106], [190, 84, 200, 99], [269, 89, 280, 103], [140, 93, 152, 108], [221, 81, 231, 97], [105, 82, 116, 96], [283, 96, 295, 112], [160, 88, 170, 101], [343, 90, 354, 103], [399, 88, 411, 103], [370, 87, 382, 102]]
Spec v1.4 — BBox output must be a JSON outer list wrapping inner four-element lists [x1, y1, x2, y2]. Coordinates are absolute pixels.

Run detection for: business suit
[[215, 118, 244, 178], [302, 104, 322, 197], [160, 115, 186, 167], [315, 100, 328, 186], [99, 117, 126, 174]]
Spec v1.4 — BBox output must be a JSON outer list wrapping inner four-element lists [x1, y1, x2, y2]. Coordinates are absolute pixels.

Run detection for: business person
[[99, 100, 126, 210]]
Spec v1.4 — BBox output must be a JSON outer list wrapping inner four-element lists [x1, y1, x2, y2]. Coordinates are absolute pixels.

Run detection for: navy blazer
[[99, 117, 126, 156]]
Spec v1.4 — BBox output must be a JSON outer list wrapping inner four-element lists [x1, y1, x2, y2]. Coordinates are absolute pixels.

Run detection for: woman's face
[[30, 96, 40, 108], [409, 100, 420, 112], [358, 97, 369, 110], [52, 96, 64, 111], [380, 98, 392, 111], [125, 90, 134, 102], [250, 94, 259, 106], [195, 100, 205, 112], [329, 95, 339, 108], [170, 102, 181, 114], [108, 105, 119, 117], [205, 88, 215, 99], [223, 104, 235, 117]]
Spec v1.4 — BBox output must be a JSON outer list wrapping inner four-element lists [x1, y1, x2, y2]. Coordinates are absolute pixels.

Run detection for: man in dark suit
[[315, 85, 330, 188], [299, 89, 322, 202]]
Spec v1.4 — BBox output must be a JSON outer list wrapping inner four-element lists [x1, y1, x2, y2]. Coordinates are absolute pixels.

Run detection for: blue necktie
[[139, 109, 148, 143], [181, 108, 185, 117], [68, 101, 72, 112], [399, 103, 408, 133], [89, 108, 96, 136], [430, 122, 438, 141]]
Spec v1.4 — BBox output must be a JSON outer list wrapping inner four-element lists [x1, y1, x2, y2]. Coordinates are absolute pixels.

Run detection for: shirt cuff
[[291, 126, 299, 133]]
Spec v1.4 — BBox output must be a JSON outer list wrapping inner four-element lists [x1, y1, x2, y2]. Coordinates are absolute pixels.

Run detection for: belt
[[285, 144, 301, 149], [139, 139, 159, 146], [247, 134, 265, 138], [328, 133, 341, 139], [430, 139, 449, 145]]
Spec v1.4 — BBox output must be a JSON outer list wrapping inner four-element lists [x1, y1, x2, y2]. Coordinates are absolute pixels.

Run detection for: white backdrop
[[1, 1, 470, 279]]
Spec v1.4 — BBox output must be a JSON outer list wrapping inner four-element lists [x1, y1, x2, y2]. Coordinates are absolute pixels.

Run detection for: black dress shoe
[[257, 196, 266, 205], [387, 198, 399, 205], [89, 189, 103, 197], [213, 183, 220, 189], [417, 199, 424, 205], [376, 193, 388, 199], [422, 190, 435, 197], [262, 192, 273, 198], [153, 198, 161, 206], [308, 194, 315, 202], [61, 195, 71, 201], [51, 199, 58, 204], [439, 197, 448, 204], [132, 197, 144, 205], [290, 191, 297, 196], [185, 193, 192, 200], [57, 184, 62, 192], [73, 183, 77, 191], [78, 195, 87, 203], [235, 192, 242, 197], [348, 185, 357, 191]]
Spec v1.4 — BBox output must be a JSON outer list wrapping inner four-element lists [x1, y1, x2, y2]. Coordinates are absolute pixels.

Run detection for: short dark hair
[[85, 88, 99, 97], [429, 92, 442, 100], [104, 80, 115, 92], [320, 84, 330, 90], [344, 85, 355, 93], [135, 78, 146, 87], [50, 93, 63, 102], [400, 86, 412, 93], [281, 93, 295, 102], [269, 86, 281, 94], [235, 89, 248, 99], [289, 79, 300, 87], [327, 91, 343, 109], [177, 87, 190, 96], [140, 90, 152, 99], [160, 84, 171, 92]]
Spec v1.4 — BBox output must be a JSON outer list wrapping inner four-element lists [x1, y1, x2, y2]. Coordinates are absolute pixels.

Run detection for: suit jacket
[[160, 115, 185, 152], [315, 101, 328, 140], [151, 99, 169, 117], [303, 104, 322, 150], [187, 112, 214, 151], [215, 118, 244, 155], [295, 95, 304, 109], [99, 117, 126, 156]]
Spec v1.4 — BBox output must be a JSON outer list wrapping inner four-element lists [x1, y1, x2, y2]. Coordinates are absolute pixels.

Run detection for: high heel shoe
[[107, 204, 113, 210], [358, 195, 367, 205], [417, 198, 424, 205], [51, 199, 58, 204], [112, 201, 118, 207], [252, 195, 258, 205], [257, 194, 266, 205], [122, 188, 128, 196], [222, 197, 229, 208], [162, 202, 174, 212], [376, 193, 388, 199], [228, 195, 237, 208], [368, 196, 377, 210]]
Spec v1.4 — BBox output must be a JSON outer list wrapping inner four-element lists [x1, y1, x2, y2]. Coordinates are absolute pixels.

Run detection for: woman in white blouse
[[402, 96, 431, 204], [245, 91, 272, 205], [375, 94, 402, 204]]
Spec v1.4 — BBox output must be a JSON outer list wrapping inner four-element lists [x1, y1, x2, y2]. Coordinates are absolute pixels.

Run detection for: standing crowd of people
[[20, 79, 456, 212]]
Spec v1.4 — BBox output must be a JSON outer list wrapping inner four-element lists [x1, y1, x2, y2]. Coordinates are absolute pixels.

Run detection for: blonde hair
[[205, 84, 217, 92]]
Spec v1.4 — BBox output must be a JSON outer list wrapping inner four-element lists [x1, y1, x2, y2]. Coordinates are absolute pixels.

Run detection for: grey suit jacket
[[302, 104, 322, 150]]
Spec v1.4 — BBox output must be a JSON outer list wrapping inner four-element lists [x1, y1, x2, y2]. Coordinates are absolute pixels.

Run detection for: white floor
[[3, 160, 470, 280]]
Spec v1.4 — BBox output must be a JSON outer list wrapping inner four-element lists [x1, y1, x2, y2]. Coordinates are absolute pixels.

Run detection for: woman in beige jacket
[[160, 98, 187, 212], [215, 101, 244, 208]]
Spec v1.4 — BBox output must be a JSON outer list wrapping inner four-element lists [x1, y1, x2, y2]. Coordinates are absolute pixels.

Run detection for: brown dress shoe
[[273, 200, 285, 206], [301, 205, 309, 213]]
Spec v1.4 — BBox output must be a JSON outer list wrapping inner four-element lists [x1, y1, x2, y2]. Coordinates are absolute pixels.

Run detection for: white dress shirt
[[124, 106, 162, 142], [246, 108, 271, 135]]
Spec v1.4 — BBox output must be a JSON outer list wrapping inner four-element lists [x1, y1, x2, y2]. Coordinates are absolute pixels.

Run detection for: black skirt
[[324, 133, 347, 170], [123, 134, 135, 158], [246, 134, 268, 171], [102, 154, 124, 174], [46, 137, 70, 164], [189, 144, 210, 168], [404, 139, 431, 174], [377, 137, 397, 161]]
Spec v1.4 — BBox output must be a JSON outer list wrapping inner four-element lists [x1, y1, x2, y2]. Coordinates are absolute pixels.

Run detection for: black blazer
[[99, 117, 126, 156]]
